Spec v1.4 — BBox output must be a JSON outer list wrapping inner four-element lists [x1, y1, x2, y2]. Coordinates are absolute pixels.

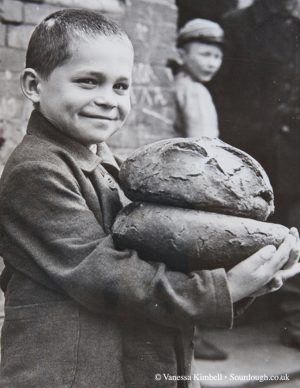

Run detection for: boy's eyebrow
[[72, 71, 131, 81]]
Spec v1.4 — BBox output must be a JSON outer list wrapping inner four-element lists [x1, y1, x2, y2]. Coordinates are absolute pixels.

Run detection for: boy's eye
[[199, 52, 211, 57], [76, 78, 97, 87], [114, 83, 129, 91]]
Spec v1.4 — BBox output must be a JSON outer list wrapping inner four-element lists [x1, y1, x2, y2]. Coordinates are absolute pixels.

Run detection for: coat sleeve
[[0, 161, 233, 330]]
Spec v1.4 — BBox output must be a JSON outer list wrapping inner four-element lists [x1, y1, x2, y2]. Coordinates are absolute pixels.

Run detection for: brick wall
[[109, 0, 178, 154]]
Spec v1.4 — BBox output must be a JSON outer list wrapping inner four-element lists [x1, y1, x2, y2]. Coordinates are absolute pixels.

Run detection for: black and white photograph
[[0, 0, 299, 387]]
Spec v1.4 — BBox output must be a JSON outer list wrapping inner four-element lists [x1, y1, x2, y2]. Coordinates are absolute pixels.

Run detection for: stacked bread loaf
[[112, 138, 288, 272]]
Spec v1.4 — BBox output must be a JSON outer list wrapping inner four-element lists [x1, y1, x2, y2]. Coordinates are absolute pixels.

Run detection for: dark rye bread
[[112, 202, 289, 272], [119, 137, 274, 221]]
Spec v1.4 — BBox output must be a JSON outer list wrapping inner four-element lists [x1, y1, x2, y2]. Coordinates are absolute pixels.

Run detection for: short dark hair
[[26, 8, 130, 79]]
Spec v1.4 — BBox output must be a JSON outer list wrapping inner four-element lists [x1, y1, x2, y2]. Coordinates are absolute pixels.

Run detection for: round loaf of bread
[[119, 137, 274, 221], [112, 202, 288, 272]]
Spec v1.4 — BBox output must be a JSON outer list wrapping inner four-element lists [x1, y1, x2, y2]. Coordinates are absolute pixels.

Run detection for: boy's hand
[[227, 228, 300, 302], [250, 228, 300, 297]]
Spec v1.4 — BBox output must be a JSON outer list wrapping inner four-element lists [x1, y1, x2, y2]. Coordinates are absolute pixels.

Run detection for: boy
[[173, 18, 224, 138], [0, 9, 299, 388]]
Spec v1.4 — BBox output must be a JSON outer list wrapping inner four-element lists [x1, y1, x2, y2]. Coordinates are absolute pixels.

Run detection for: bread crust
[[119, 138, 274, 221], [112, 202, 288, 271]]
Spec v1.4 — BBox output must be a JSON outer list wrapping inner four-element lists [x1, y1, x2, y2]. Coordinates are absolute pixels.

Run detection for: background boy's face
[[37, 35, 134, 146], [181, 41, 223, 83]]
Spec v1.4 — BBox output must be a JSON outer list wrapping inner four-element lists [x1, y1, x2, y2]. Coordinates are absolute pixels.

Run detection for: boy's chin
[[199, 76, 213, 83], [89, 128, 121, 144]]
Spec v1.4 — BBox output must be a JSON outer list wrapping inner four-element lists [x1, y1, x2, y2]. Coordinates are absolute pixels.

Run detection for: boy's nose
[[93, 90, 117, 109], [208, 59, 220, 70]]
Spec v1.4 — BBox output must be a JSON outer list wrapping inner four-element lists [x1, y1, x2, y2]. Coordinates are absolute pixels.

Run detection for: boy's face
[[37, 35, 134, 146], [181, 41, 223, 83]]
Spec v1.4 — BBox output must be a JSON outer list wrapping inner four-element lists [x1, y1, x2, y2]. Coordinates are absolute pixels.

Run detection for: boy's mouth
[[79, 112, 117, 121], [203, 71, 215, 77]]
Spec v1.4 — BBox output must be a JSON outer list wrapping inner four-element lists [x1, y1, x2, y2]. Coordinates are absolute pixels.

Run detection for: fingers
[[268, 275, 283, 290], [266, 282, 283, 294], [228, 244, 276, 275], [249, 278, 283, 297], [289, 227, 299, 240], [246, 235, 293, 272], [252, 273, 285, 297], [283, 243, 300, 269], [265, 262, 300, 295], [270, 234, 297, 272], [281, 263, 300, 282], [246, 245, 276, 269], [227, 230, 299, 302], [280, 227, 300, 269]]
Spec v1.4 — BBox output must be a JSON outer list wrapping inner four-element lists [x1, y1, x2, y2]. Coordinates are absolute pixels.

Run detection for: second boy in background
[[173, 18, 224, 139]]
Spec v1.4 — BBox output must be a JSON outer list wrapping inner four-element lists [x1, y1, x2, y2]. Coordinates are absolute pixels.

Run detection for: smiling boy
[[25, 18, 132, 145], [0, 9, 299, 388]]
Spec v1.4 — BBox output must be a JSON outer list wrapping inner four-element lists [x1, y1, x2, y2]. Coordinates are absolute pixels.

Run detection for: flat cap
[[177, 18, 225, 46]]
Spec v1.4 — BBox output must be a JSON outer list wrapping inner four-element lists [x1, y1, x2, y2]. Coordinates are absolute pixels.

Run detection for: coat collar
[[27, 110, 120, 173], [253, 0, 300, 24]]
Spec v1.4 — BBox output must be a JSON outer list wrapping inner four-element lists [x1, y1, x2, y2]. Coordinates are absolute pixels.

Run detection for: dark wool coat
[[0, 111, 233, 388], [213, 0, 300, 197]]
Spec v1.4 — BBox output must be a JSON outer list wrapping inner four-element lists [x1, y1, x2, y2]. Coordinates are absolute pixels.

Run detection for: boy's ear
[[20, 68, 42, 104], [177, 48, 186, 66]]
